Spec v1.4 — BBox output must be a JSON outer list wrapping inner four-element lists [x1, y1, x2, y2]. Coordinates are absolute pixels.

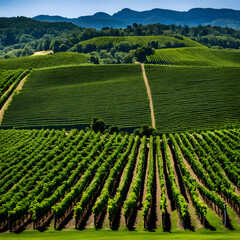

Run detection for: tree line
[[1, 17, 240, 59]]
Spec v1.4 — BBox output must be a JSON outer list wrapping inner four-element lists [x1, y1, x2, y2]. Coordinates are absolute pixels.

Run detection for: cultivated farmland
[[1, 65, 151, 129], [146, 47, 240, 66], [0, 128, 239, 232], [145, 65, 240, 132], [72, 35, 204, 50], [0, 52, 91, 70], [0, 69, 29, 110]]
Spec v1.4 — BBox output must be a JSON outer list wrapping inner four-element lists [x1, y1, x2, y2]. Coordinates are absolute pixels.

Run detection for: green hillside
[[0, 52, 91, 70], [146, 47, 240, 66], [1, 65, 151, 129], [145, 65, 240, 132], [73, 35, 204, 49]]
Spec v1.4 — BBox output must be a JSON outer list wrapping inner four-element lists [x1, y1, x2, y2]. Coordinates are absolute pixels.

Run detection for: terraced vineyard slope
[[0, 52, 91, 70], [145, 65, 240, 132], [1, 65, 151, 129], [146, 47, 240, 66], [0, 69, 30, 113], [71, 35, 204, 50], [0, 128, 239, 232]]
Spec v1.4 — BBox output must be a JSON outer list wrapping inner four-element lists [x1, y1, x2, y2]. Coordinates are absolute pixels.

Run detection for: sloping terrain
[[145, 65, 240, 132], [72, 35, 203, 50], [0, 52, 90, 70], [146, 47, 240, 66], [1, 65, 151, 129], [0, 128, 239, 233]]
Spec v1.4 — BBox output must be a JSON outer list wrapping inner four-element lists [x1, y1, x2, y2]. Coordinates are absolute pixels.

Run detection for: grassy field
[[145, 65, 240, 132], [0, 230, 240, 240], [146, 47, 240, 66], [0, 52, 91, 70], [73, 35, 204, 49], [1, 65, 151, 129]]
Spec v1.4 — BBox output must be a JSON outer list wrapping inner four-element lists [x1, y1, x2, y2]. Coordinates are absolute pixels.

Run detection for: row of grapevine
[[184, 133, 240, 213], [156, 136, 167, 221], [169, 134, 207, 220], [0, 70, 30, 109], [0, 129, 72, 228], [176, 133, 225, 212], [0, 70, 23, 96], [92, 135, 135, 226], [0, 129, 54, 195], [107, 136, 140, 228], [29, 131, 103, 226], [123, 136, 147, 226], [74, 134, 131, 228], [162, 134, 189, 221], [0, 129, 239, 232], [0, 129, 47, 176], [52, 133, 121, 228], [143, 136, 155, 228], [204, 131, 240, 186], [6, 130, 88, 230]]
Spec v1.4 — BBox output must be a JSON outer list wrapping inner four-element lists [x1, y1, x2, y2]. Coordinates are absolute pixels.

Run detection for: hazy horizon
[[0, 0, 239, 18]]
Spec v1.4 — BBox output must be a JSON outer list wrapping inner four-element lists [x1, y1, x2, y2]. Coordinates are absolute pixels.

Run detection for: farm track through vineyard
[[0, 128, 239, 233], [0, 73, 29, 123]]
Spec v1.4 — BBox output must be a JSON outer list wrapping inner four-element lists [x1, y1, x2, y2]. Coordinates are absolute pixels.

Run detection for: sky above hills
[[0, 0, 239, 18]]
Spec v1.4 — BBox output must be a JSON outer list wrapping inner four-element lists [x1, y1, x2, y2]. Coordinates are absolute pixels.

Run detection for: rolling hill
[[34, 8, 240, 30], [0, 52, 91, 70], [73, 35, 203, 49], [1, 62, 240, 132], [1, 65, 151, 129], [146, 47, 240, 66], [145, 65, 240, 132]]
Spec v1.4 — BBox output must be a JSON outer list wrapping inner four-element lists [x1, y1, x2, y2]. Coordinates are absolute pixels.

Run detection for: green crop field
[[1, 65, 151, 129], [0, 52, 91, 70], [73, 35, 204, 49], [145, 65, 240, 132], [0, 128, 239, 234], [146, 47, 240, 66]]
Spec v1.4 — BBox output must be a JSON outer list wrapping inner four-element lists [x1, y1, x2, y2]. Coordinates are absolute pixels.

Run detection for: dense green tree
[[91, 117, 106, 133], [90, 56, 99, 64]]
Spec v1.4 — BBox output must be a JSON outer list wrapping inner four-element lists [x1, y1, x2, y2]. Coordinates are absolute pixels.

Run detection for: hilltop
[[34, 8, 240, 30], [147, 47, 240, 66]]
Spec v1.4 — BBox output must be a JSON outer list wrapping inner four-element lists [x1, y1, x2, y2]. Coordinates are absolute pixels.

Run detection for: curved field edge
[[72, 35, 204, 48], [145, 65, 240, 132], [1, 64, 151, 129], [146, 47, 240, 66], [0, 230, 240, 240], [0, 52, 91, 70]]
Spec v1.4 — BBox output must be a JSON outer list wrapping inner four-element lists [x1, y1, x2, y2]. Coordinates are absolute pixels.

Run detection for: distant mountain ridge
[[33, 8, 240, 29]]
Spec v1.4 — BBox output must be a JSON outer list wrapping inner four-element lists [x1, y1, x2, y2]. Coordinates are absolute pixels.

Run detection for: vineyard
[[1, 64, 239, 132], [0, 52, 91, 70], [1, 65, 151, 129], [0, 69, 30, 111], [72, 35, 204, 50], [145, 65, 240, 132], [146, 47, 240, 66], [0, 128, 239, 233]]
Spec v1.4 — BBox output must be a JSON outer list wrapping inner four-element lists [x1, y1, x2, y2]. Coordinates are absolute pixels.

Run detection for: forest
[[1, 17, 240, 59]]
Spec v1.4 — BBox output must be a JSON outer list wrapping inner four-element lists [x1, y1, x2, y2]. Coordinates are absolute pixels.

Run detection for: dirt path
[[0, 74, 29, 124], [32, 50, 53, 56], [140, 63, 156, 128], [1, 81, 16, 99]]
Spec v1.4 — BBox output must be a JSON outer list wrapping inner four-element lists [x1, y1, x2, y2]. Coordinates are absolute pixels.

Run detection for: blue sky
[[0, 0, 239, 18]]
